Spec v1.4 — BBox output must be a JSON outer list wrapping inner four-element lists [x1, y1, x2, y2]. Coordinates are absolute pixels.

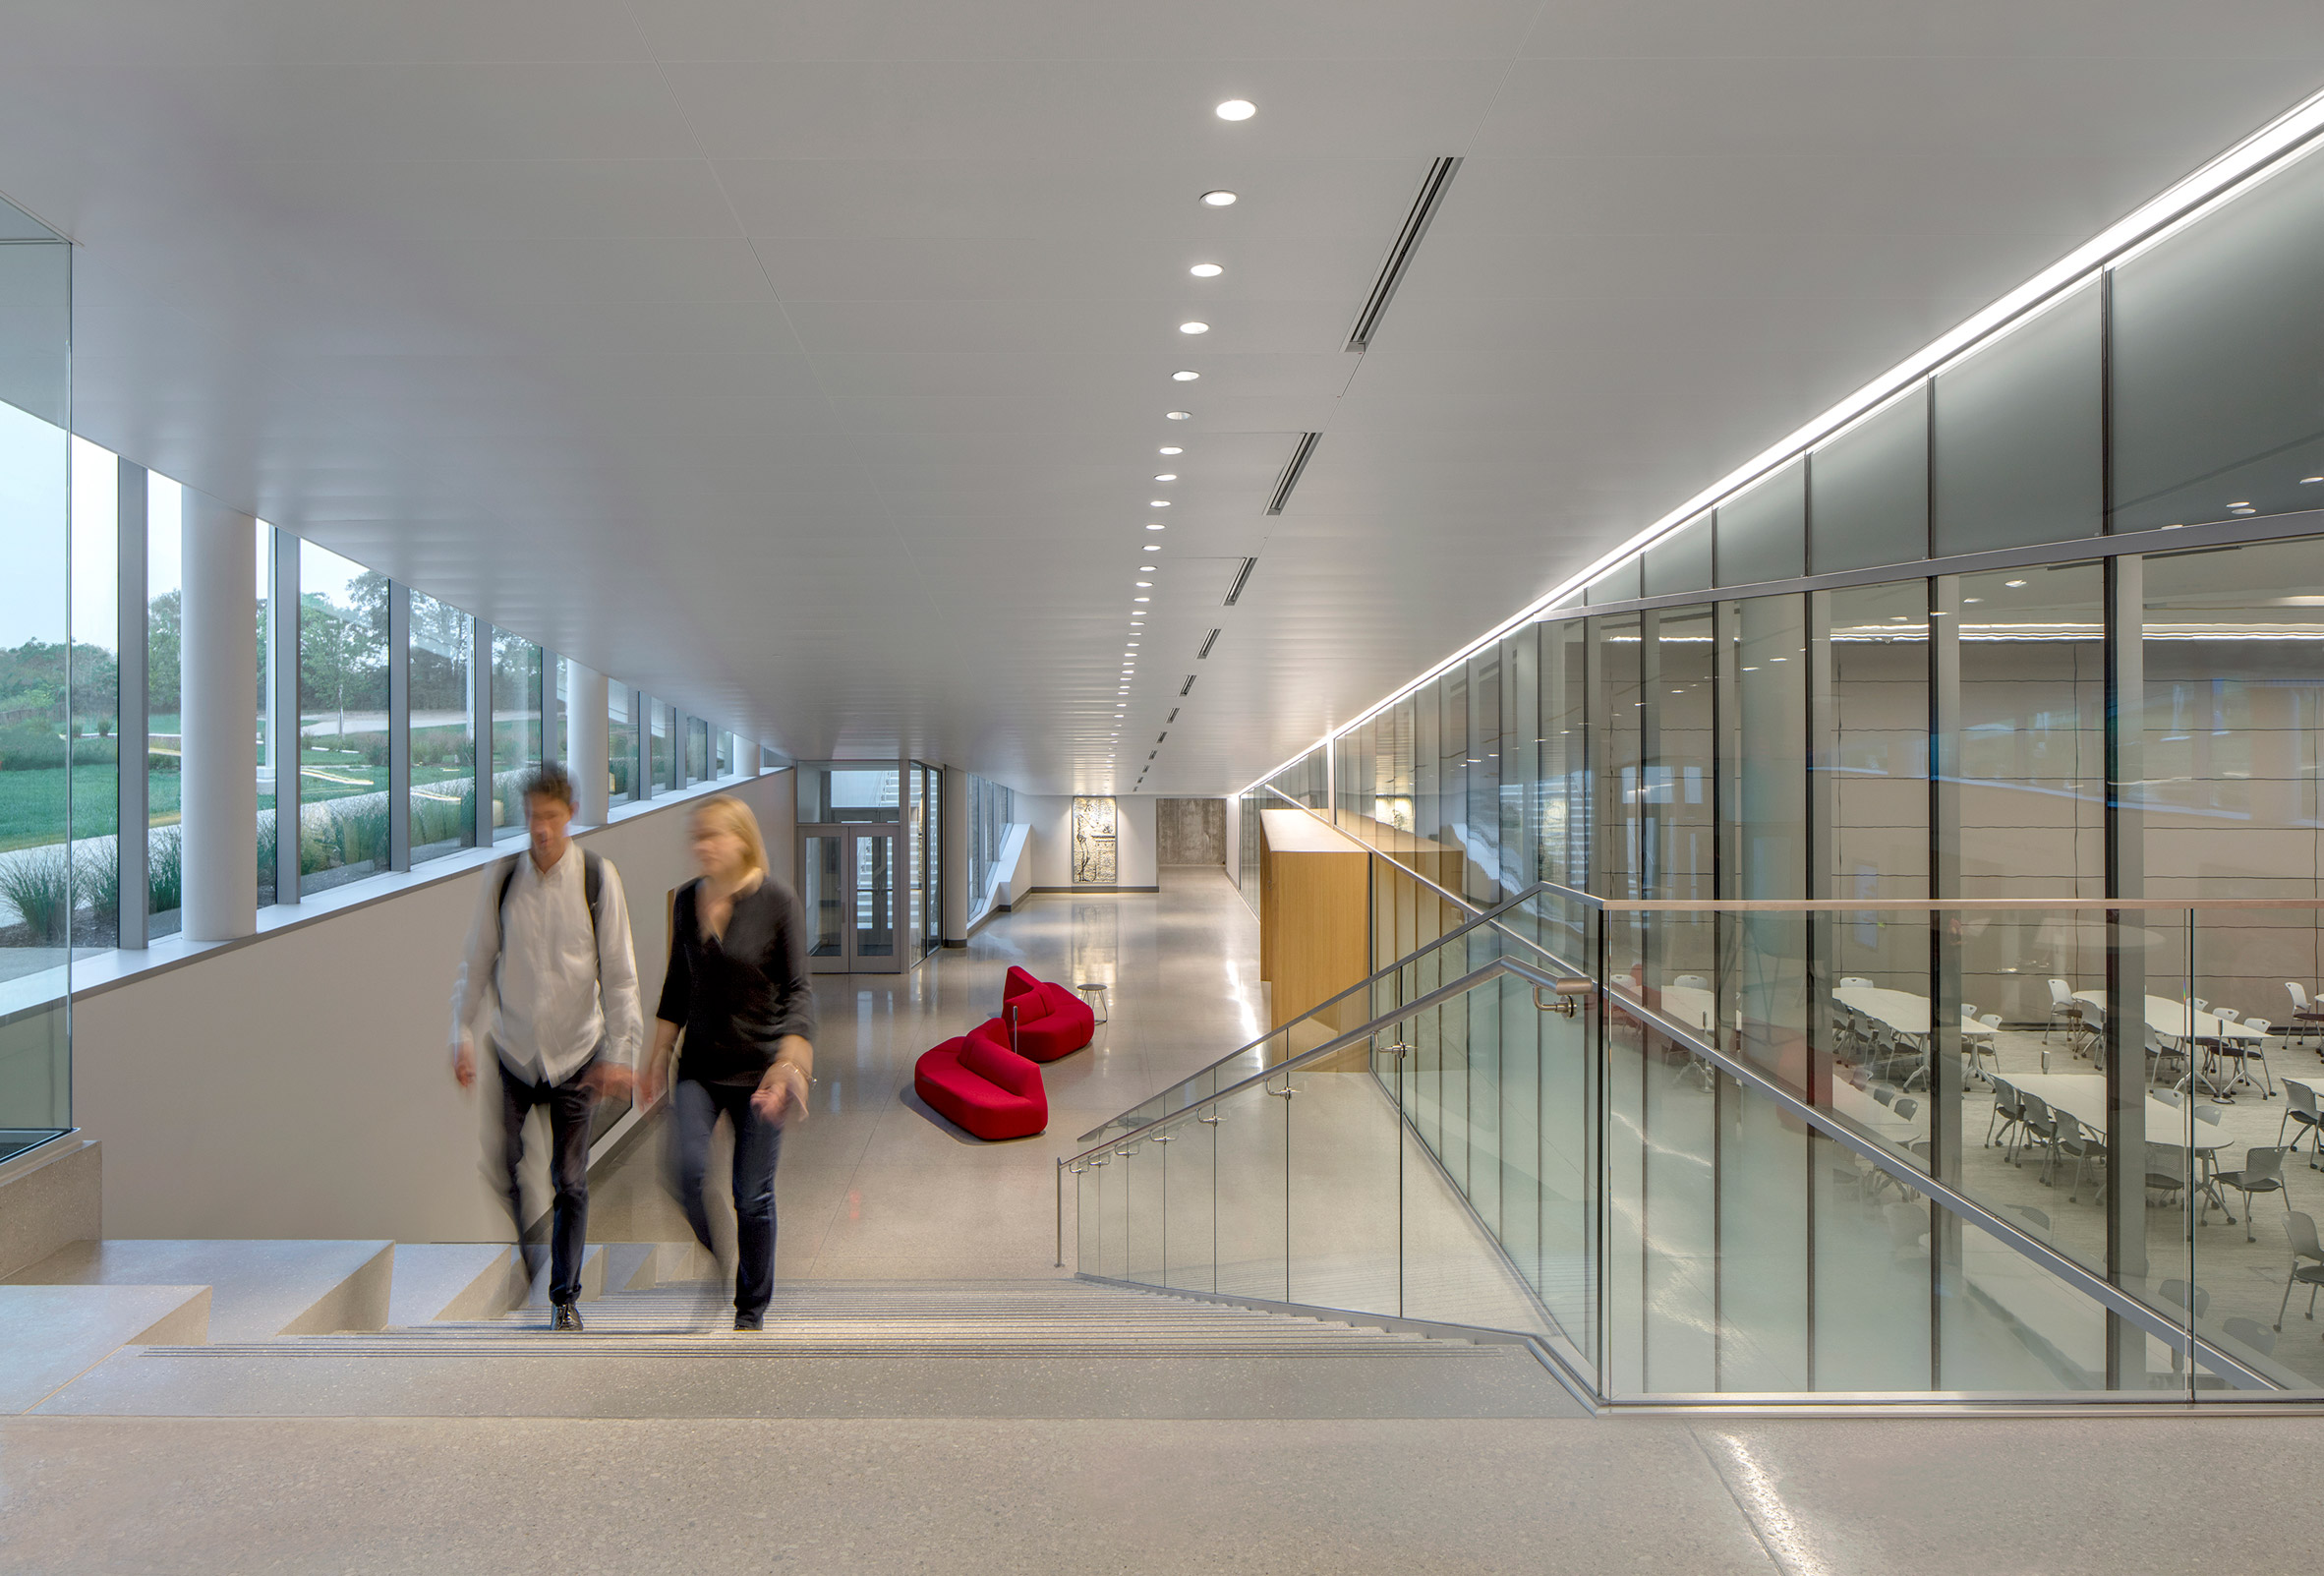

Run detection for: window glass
[[1715, 460, 1805, 587], [649, 701, 671, 794], [1584, 557, 1640, 606], [490, 629, 541, 842], [66, 438, 120, 944], [1810, 386, 1928, 573], [0, 389, 74, 990], [145, 476, 184, 933], [804, 765, 901, 824], [254, 521, 275, 906], [608, 680, 636, 807], [407, 590, 475, 865], [2110, 151, 2324, 533], [716, 730, 732, 778], [1932, 282, 2102, 555], [685, 717, 708, 785], [296, 542, 389, 896]]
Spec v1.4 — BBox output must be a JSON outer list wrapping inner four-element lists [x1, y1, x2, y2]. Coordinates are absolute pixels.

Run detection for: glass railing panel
[[1807, 1128, 1932, 1391], [1396, 969, 1558, 1342], [1078, 1145, 1128, 1282], [1284, 1040, 1402, 1317], [1123, 1135, 1166, 1286], [1161, 1119, 1217, 1295], [1211, 1081, 1289, 1304]]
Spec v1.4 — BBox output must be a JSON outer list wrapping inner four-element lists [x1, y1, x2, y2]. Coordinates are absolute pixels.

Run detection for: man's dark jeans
[[671, 1078, 784, 1318], [495, 1057, 597, 1307]]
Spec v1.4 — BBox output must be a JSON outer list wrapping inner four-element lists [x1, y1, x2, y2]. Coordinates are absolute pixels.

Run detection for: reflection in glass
[[491, 630, 542, 841], [296, 541, 390, 896]]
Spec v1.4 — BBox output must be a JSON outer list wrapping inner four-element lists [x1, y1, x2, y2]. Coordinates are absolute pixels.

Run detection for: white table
[[1830, 1078, 1924, 1145], [1834, 985, 1996, 1044], [2072, 989, 2267, 1094], [1999, 1072, 2235, 1215]]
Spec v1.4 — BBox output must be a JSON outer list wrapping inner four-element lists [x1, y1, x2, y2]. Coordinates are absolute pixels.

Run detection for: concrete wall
[[70, 774, 793, 1242], [1021, 794, 1158, 890], [1155, 797, 1227, 864]]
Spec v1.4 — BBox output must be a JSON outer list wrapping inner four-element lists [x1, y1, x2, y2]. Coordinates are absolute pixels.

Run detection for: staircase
[[151, 1278, 1505, 1361]]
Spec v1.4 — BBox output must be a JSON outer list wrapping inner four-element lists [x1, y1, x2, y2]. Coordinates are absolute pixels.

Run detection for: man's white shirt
[[448, 846, 642, 1085]]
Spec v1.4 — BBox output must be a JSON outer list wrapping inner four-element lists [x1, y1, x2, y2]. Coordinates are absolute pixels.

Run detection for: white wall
[[1021, 794, 1157, 890], [71, 773, 794, 1242]]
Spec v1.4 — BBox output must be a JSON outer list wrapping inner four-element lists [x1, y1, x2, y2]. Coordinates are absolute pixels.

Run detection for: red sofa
[[1001, 966, 1096, 1063], [914, 1019, 1048, 1140]]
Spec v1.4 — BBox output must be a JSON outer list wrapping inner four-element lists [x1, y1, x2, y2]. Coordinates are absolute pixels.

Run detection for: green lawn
[[0, 766, 181, 851]]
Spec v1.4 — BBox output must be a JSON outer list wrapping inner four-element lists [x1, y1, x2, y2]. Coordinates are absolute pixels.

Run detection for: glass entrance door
[[801, 826, 901, 973]]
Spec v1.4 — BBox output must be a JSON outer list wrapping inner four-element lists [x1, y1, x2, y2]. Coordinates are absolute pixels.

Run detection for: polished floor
[[11, 869, 2324, 1572]]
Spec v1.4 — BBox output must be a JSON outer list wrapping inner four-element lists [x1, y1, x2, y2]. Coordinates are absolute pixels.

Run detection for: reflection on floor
[[593, 867, 1273, 1282]]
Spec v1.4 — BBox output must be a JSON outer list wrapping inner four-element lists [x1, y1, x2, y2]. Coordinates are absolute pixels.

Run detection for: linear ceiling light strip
[[1265, 432, 1323, 516], [1197, 628, 1221, 658], [1346, 156, 1462, 353], [1242, 84, 2324, 793], [1223, 557, 1257, 606]]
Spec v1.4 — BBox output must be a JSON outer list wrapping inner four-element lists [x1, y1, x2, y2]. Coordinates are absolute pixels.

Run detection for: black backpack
[[496, 848, 606, 952]]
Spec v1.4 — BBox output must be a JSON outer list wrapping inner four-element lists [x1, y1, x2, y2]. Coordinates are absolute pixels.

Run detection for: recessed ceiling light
[[1215, 99, 1255, 121], [1179, 321, 1209, 335], [1146, 523, 1165, 531], [1134, 596, 1150, 603], [2302, 476, 2323, 484], [1153, 473, 1177, 481], [1200, 191, 1237, 207], [2228, 500, 2251, 507], [1190, 263, 1224, 278], [1166, 410, 1192, 420], [1159, 445, 1183, 455], [2005, 579, 2027, 588], [1136, 581, 1152, 588], [1149, 499, 1171, 507], [1172, 370, 1200, 381]]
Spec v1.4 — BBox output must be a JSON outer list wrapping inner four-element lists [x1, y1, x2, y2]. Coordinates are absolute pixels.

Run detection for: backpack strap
[[498, 848, 605, 956]]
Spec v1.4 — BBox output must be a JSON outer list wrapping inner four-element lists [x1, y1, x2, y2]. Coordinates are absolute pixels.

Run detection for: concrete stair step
[[0, 1284, 210, 1413], [5, 1239, 392, 1341]]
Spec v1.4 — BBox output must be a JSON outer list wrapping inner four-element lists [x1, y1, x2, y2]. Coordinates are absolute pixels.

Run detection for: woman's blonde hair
[[692, 795, 768, 877]]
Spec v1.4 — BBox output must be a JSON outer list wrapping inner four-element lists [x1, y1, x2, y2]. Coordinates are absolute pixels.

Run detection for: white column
[[742, 734, 763, 779], [567, 661, 610, 827], [180, 494, 258, 942]]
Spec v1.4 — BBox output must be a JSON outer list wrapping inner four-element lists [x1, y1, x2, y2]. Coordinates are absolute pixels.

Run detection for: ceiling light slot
[[1197, 628, 1221, 658], [1148, 751, 1159, 761], [1167, 708, 1179, 724], [1155, 732, 1168, 744], [1180, 674, 1196, 696], [1345, 156, 1461, 353], [1266, 432, 1323, 517], [1223, 557, 1257, 607]]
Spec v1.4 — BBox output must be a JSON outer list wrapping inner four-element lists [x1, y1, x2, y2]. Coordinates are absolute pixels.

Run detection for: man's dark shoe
[[552, 1302, 584, 1332], [733, 1311, 763, 1331]]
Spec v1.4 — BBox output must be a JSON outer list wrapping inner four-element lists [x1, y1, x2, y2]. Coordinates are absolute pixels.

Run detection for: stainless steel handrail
[[1065, 947, 2278, 1392]]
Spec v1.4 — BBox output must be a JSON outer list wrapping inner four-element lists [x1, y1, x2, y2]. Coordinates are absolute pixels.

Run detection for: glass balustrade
[[1071, 887, 2324, 1405]]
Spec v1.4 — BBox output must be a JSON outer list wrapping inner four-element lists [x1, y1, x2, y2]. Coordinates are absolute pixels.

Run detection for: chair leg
[[2280, 1271, 2296, 1332]]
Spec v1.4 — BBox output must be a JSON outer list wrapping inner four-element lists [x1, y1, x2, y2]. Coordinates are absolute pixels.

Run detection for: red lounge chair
[[1002, 965, 1097, 1063], [913, 1020, 1048, 1140]]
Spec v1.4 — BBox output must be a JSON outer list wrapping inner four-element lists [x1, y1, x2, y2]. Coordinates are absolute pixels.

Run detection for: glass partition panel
[[1810, 385, 1929, 573], [2110, 146, 2324, 535], [1715, 459, 1805, 587], [649, 701, 671, 794], [296, 542, 389, 897], [1211, 1081, 1289, 1303], [803, 764, 901, 824], [407, 591, 475, 865], [1932, 281, 2102, 555]]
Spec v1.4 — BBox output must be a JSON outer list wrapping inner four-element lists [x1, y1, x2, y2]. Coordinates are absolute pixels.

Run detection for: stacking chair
[[2284, 983, 2324, 1042], [1986, 1080, 2025, 1150], [2275, 1212, 2324, 1333], [2047, 978, 2081, 1043], [2018, 1093, 2059, 1174], [2211, 1147, 2292, 1242], [2055, 1112, 2108, 1202], [2142, 1141, 2189, 1210], [1968, 1013, 2004, 1083], [2277, 1079, 2323, 1168], [2212, 1017, 2277, 1098]]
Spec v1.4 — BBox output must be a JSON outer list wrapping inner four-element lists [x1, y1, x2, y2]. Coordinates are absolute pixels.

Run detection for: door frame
[[800, 823, 904, 973]]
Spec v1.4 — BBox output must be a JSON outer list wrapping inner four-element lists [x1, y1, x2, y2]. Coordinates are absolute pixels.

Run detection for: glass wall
[[608, 681, 637, 807], [0, 207, 72, 1145], [65, 440, 120, 947], [407, 591, 475, 865], [966, 772, 1017, 907], [649, 700, 671, 796]]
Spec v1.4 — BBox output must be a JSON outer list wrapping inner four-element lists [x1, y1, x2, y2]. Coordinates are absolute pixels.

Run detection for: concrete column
[[743, 736, 763, 779], [942, 765, 969, 943], [567, 662, 610, 827], [471, 615, 494, 846], [180, 494, 258, 942]]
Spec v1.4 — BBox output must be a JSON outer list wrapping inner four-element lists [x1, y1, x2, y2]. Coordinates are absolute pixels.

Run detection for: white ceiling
[[3, 3, 2321, 793]]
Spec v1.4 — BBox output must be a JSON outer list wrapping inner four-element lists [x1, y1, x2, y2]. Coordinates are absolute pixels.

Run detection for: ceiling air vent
[[1155, 732, 1168, 744], [1166, 708, 1179, 724], [1265, 432, 1322, 516], [1148, 751, 1159, 761], [1223, 557, 1257, 607], [1179, 674, 1196, 696], [1345, 156, 1461, 353], [1197, 628, 1221, 658]]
